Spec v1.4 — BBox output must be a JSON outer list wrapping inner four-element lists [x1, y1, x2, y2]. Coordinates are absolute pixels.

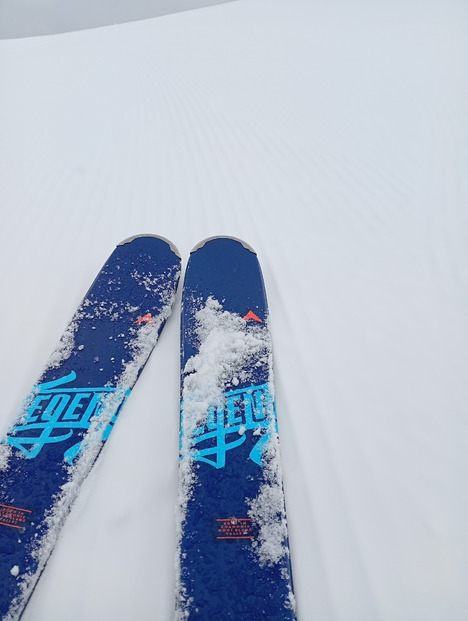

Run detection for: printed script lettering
[[181, 383, 277, 469], [4, 371, 130, 462]]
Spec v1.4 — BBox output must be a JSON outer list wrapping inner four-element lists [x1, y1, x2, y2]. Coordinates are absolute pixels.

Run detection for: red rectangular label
[[0, 503, 32, 529], [216, 517, 254, 540]]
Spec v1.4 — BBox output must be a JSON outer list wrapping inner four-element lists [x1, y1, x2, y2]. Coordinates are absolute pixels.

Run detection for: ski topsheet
[[0, 234, 181, 620], [176, 236, 296, 620]]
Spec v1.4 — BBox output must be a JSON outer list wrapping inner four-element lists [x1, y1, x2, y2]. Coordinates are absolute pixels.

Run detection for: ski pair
[[0, 235, 295, 620]]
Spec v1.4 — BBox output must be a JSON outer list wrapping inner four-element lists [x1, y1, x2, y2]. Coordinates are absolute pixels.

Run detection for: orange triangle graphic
[[244, 310, 263, 323], [134, 313, 154, 324]]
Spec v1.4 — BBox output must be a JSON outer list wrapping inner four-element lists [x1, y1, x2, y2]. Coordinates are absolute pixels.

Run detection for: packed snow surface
[[0, 0, 467, 619]]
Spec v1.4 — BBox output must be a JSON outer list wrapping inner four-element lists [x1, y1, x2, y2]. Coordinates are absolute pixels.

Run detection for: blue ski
[[176, 236, 296, 620], [0, 234, 180, 620]]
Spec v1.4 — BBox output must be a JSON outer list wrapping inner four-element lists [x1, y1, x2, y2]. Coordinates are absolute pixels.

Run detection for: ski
[[0, 234, 181, 620], [176, 236, 296, 620]]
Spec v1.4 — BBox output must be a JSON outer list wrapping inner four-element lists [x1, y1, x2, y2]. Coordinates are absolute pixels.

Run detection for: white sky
[[0, 0, 231, 38]]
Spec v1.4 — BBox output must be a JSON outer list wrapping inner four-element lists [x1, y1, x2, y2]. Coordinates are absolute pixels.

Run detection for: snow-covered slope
[[0, 1, 467, 619]]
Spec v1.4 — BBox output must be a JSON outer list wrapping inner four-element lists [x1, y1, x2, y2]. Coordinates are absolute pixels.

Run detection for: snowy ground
[[0, 0, 467, 619]]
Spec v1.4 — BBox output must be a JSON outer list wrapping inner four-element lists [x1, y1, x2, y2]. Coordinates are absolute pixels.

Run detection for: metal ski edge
[[190, 235, 257, 255], [118, 234, 181, 258]]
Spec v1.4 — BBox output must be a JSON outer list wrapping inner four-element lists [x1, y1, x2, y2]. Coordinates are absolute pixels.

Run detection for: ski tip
[[118, 234, 181, 258], [190, 236, 256, 255]]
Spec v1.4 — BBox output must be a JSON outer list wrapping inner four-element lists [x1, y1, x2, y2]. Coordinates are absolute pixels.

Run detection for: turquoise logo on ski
[[181, 383, 278, 469], [3, 371, 130, 463]]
